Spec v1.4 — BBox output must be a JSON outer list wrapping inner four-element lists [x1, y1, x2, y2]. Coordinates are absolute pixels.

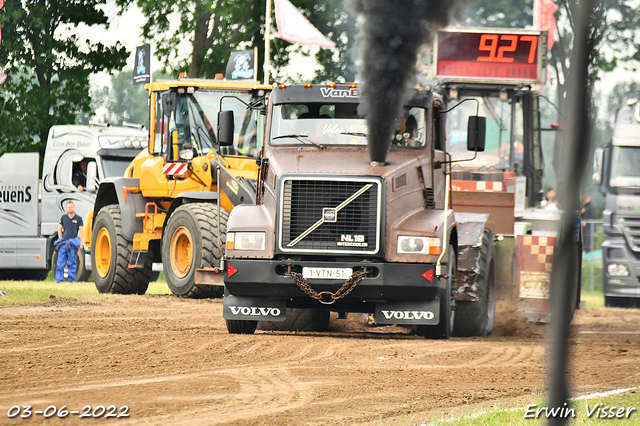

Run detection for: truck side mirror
[[593, 147, 604, 186], [467, 116, 486, 152], [162, 92, 176, 117], [85, 161, 98, 192], [218, 110, 235, 147]]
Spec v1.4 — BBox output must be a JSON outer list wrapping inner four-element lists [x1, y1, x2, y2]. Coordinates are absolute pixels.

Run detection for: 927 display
[[436, 30, 547, 83]]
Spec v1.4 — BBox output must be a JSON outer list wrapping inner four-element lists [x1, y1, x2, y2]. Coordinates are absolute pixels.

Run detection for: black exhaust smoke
[[348, 0, 470, 164]]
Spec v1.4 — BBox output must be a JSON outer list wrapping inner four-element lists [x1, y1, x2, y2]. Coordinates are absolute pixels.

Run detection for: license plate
[[302, 267, 353, 280]]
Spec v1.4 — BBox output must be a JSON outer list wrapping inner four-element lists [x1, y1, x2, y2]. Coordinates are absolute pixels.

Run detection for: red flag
[[539, 0, 557, 51], [274, 0, 336, 49]]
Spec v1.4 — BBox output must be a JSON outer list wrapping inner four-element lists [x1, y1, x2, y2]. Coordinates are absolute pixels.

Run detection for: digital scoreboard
[[435, 29, 548, 84]]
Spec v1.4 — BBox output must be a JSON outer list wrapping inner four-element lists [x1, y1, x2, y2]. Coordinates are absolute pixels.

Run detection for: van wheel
[[453, 229, 496, 337], [92, 205, 152, 294], [162, 203, 227, 298]]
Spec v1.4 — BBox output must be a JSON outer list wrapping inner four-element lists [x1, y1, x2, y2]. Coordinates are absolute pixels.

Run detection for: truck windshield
[[447, 95, 517, 168], [609, 145, 640, 187], [270, 103, 427, 148], [102, 157, 133, 178]]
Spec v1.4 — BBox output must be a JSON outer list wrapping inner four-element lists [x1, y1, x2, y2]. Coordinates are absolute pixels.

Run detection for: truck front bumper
[[224, 258, 444, 305], [602, 237, 640, 298]]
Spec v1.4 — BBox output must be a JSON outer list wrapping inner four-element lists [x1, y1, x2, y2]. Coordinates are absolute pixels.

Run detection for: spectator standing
[[542, 188, 559, 210], [55, 201, 84, 283], [581, 194, 596, 252]]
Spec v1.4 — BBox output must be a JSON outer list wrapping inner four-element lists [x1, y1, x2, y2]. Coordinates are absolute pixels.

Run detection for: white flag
[[274, 0, 336, 49]]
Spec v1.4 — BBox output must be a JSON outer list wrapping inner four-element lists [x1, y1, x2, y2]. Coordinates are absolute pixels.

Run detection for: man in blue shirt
[[56, 201, 84, 283]]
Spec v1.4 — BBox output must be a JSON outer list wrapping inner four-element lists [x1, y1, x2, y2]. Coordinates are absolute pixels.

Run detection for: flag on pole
[[273, 0, 336, 49], [539, 0, 557, 51], [133, 44, 151, 85], [0, 0, 4, 45]]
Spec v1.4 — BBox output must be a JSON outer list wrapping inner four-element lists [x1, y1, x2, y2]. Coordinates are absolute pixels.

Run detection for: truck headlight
[[226, 232, 266, 251], [397, 236, 441, 255], [607, 263, 630, 277]]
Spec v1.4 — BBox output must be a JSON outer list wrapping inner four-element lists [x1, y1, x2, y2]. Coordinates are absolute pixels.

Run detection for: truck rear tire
[[258, 309, 330, 332], [51, 246, 91, 282], [418, 245, 456, 339], [162, 203, 228, 298], [226, 320, 258, 334], [92, 205, 153, 294], [453, 229, 497, 337]]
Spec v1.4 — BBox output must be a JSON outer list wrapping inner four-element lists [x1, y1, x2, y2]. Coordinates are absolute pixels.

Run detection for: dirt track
[[1, 295, 639, 425]]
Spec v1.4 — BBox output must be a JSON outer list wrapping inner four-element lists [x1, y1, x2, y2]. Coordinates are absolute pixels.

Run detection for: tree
[[463, 0, 533, 28], [122, 0, 349, 82], [119, 0, 267, 79], [80, 69, 172, 126], [0, 0, 128, 156]]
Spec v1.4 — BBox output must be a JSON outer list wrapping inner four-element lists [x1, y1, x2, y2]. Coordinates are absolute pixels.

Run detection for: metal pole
[[217, 165, 222, 264], [264, 0, 273, 85], [547, 1, 595, 424]]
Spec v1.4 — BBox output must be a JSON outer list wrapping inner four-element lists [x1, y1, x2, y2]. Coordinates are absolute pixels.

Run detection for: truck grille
[[621, 216, 640, 251], [279, 177, 381, 254]]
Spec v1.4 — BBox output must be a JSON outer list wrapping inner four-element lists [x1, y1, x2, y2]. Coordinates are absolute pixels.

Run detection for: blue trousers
[[56, 242, 77, 282]]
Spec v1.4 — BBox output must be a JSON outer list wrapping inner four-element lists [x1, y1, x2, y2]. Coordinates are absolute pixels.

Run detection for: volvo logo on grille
[[323, 207, 337, 222]]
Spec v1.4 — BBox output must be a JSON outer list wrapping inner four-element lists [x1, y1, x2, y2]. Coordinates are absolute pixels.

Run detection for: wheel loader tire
[[162, 203, 228, 298], [92, 205, 152, 294], [226, 319, 258, 334], [418, 245, 456, 339], [51, 246, 91, 282], [453, 229, 496, 337], [258, 309, 330, 332]]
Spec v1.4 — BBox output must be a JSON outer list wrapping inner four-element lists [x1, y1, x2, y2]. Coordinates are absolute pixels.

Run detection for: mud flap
[[223, 295, 287, 321], [374, 299, 440, 325]]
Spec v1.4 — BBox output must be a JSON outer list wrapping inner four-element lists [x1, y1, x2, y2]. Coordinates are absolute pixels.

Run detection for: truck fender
[[93, 177, 148, 241]]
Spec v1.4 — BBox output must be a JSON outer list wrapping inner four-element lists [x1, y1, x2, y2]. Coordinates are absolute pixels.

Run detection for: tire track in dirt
[[2, 298, 640, 425]]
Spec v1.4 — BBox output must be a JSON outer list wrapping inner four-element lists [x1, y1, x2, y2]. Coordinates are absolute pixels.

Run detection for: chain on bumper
[[287, 269, 367, 305]]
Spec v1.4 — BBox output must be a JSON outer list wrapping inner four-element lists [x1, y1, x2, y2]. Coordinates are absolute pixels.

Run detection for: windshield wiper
[[340, 132, 368, 137], [272, 134, 325, 149]]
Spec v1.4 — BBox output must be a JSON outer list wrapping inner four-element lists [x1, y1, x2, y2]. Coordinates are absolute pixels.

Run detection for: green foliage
[[462, 0, 533, 28], [123, 0, 348, 82], [606, 81, 640, 124], [0, 0, 128, 156], [0, 279, 171, 306], [80, 70, 170, 126]]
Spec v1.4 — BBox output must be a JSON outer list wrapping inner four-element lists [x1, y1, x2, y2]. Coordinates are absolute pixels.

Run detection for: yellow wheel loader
[[85, 78, 271, 297]]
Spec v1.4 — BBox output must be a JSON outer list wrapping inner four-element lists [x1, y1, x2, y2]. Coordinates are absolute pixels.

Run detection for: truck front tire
[[453, 229, 496, 337], [258, 309, 330, 332], [162, 203, 228, 298], [418, 245, 456, 339], [226, 320, 258, 334], [92, 205, 152, 294]]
